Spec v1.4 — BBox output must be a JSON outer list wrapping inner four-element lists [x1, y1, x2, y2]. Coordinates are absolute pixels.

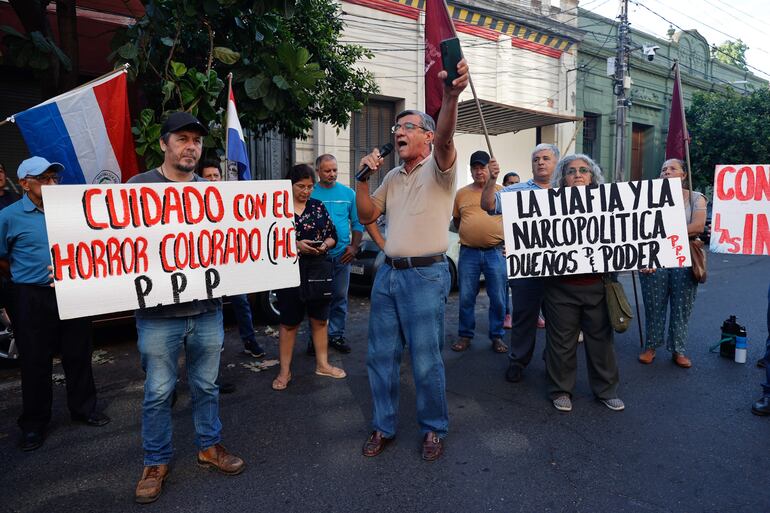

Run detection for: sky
[[582, 0, 770, 80]]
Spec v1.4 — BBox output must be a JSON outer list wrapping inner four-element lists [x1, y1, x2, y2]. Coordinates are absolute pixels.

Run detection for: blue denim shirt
[[0, 194, 52, 286], [487, 178, 544, 216]]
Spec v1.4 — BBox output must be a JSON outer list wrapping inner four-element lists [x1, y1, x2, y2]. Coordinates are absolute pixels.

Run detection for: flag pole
[[675, 60, 695, 193], [225, 72, 233, 182], [441, 0, 494, 158]]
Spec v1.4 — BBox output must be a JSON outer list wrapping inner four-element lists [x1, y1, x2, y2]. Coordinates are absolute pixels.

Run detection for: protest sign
[[43, 180, 299, 319], [500, 178, 691, 279], [711, 165, 770, 256]]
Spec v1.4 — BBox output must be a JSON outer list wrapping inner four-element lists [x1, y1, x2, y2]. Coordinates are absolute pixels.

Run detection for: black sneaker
[[243, 340, 265, 358], [329, 337, 352, 354]]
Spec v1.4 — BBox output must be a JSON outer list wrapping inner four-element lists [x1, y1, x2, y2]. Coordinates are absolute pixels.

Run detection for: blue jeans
[[458, 245, 506, 340], [327, 254, 351, 339], [762, 283, 770, 397], [367, 261, 451, 438], [137, 309, 224, 466], [230, 294, 256, 343]]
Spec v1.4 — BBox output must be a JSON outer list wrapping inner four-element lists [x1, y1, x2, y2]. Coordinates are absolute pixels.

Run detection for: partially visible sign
[[43, 181, 299, 319], [501, 178, 691, 279], [711, 165, 770, 255]]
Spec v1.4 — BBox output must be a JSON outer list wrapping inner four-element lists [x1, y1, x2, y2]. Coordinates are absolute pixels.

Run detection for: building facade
[[576, 8, 767, 182], [296, 0, 584, 188]]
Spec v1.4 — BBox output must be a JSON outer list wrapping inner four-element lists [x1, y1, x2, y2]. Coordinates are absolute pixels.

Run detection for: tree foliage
[[0, 0, 79, 95], [111, 0, 378, 168], [711, 39, 748, 71], [686, 88, 770, 191]]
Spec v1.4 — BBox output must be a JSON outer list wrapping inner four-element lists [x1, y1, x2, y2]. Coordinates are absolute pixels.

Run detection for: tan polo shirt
[[453, 184, 504, 248], [371, 154, 456, 258]]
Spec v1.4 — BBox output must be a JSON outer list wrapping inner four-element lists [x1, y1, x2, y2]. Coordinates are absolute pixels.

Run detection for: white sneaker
[[552, 395, 572, 412], [600, 398, 625, 411]]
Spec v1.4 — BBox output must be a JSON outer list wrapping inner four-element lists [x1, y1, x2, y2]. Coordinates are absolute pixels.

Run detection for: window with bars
[[582, 113, 599, 161], [349, 99, 397, 190]]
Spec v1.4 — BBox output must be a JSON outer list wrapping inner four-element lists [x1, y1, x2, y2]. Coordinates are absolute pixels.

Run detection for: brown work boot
[[197, 444, 245, 475], [135, 464, 169, 504], [638, 348, 656, 364]]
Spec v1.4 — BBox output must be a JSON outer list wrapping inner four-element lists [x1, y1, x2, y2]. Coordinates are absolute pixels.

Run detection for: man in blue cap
[[0, 156, 110, 452]]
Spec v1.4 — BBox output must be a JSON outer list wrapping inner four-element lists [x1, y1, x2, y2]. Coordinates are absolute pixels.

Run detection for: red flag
[[665, 62, 688, 161], [424, 0, 456, 121]]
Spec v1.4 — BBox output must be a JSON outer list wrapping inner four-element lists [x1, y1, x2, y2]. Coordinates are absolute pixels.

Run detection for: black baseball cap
[[470, 150, 490, 166], [161, 111, 209, 137]]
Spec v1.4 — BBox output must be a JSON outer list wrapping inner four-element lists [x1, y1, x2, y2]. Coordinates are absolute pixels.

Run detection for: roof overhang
[[456, 98, 581, 135]]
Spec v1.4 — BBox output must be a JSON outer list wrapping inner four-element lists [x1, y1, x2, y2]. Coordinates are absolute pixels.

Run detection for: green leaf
[[213, 46, 240, 65], [29, 31, 52, 52], [0, 25, 27, 39], [294, 47, 311, 68], [117, 43, 138, 60], [263, 93, 277, 110], [160, 37, 175, 47], [140, 108, 154, 126], [276, 43, 295, 71], [170, 61, 187, 77], [244, 75, 270, 99], [161, 81, 175, 103], [49, 41, 72, 71], [272, 75, 290, 90]]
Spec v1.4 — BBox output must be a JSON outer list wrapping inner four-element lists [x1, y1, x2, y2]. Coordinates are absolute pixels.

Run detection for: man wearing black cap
[[128, 112, 244, 504], [450, 151, 508, 354], [0, 156, 109, 452]]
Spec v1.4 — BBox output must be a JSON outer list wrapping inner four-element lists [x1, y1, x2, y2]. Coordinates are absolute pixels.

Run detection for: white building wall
[[298, 1, 575, 187]]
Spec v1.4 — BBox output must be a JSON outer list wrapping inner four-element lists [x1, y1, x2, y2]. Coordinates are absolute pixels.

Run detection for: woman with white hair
[[638, 158, 706, 368], [544, 154, 623, 413]]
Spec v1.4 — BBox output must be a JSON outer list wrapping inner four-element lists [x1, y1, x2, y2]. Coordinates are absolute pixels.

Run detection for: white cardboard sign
[[43, 180, 299, 319], [710, 164, 770, 256], [500, 178, 692, 278]]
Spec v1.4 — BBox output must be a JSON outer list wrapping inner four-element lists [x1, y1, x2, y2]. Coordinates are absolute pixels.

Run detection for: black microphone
[[356, 143, 394, 182]]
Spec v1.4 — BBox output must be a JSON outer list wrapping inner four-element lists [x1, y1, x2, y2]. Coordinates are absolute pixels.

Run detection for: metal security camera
[[643, 45, 660, 62]]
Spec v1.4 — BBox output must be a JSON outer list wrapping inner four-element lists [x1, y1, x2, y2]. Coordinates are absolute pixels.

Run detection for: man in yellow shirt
[[450, 151, 508, 354]]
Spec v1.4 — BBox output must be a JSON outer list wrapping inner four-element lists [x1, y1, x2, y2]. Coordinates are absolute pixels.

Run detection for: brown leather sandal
[[450, 337, 471, 352], [491, 338, 508, 353]]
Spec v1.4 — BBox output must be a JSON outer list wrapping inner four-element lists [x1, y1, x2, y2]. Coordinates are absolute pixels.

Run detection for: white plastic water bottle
[[734, 332, 748, 364]]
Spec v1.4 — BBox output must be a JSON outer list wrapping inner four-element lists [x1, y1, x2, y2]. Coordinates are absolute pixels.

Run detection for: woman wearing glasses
[[544, 154, 624, 413], [637, 159, 706, 369], [272, 164, 346, 390]]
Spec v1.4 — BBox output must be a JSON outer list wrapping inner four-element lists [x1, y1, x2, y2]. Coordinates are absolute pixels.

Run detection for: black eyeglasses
[[29, 174, 60, 184], [391, 122, 428, 134], [565, 167, 591, 176]]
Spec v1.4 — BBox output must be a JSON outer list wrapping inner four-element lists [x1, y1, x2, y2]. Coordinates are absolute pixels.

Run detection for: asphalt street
[[0, 254, 768, 513]]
